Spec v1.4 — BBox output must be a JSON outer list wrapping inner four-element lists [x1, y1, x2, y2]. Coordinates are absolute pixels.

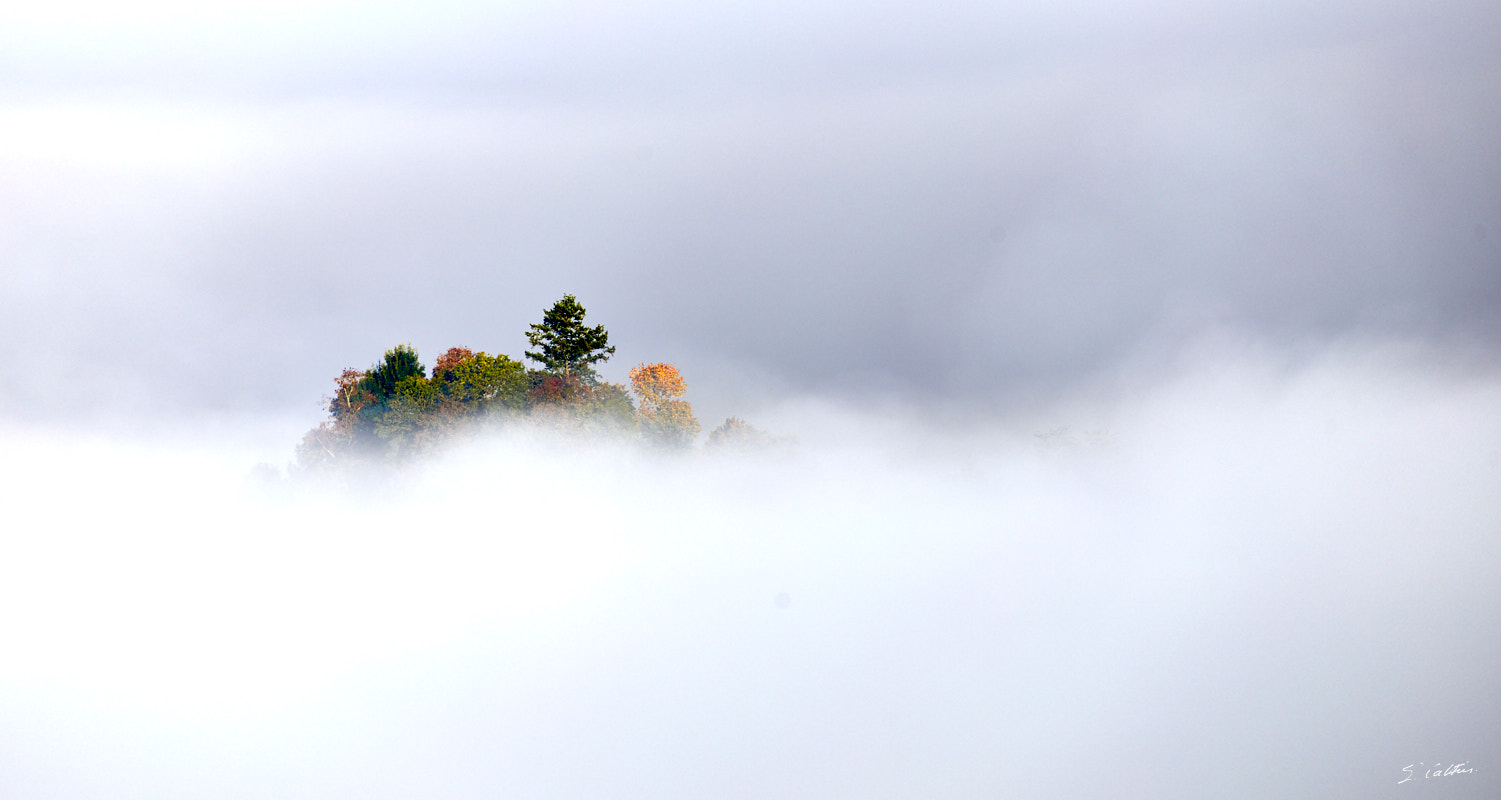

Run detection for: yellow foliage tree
[[629, 362, 701, 448]]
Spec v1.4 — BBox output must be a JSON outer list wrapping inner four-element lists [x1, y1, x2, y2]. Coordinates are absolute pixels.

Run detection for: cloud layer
[[1, 341, 1496, 799]]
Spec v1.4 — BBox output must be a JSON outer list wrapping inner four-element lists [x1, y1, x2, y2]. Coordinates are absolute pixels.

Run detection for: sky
[[0, 1, 1498, 798], [1, 0, 1497, 432]]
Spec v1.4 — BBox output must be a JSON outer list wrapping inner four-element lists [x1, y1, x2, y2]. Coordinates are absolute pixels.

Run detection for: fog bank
[[1, 340, 1496, 799]]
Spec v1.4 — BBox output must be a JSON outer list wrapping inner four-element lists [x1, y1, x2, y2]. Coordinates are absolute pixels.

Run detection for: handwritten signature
[[1399, 761, 1475, 784]]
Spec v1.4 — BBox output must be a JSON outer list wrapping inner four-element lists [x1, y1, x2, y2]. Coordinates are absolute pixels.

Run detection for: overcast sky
[[1, 3, 1498, 799], [2, 0, 1497, 434]]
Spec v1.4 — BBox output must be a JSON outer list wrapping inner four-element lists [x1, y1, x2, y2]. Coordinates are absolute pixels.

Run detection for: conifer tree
[[524, 294, 616, 383]]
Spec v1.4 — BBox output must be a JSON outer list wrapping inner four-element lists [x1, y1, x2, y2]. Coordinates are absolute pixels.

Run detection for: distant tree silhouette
[[706, 416, 773, 450]]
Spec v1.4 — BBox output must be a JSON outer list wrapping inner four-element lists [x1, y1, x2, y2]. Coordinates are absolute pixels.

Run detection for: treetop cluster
[[296, 294, 777, 472]]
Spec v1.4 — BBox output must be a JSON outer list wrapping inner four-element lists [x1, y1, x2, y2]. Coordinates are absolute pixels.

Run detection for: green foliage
[[362, 343, 426, 400], [524, 373, 638, 439], [373, 375, 442, 455], [433, 349, 529, 415], [638, 400, 700, 448], [571, 381, 638, 438], [291, 296, 775, 473], [301, 345, 436, 466], [524, 294, 616, 383]]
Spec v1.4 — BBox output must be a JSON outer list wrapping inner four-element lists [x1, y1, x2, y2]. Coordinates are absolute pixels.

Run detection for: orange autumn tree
[[629, 362, 700, 449], [430, 346, 475, 381]]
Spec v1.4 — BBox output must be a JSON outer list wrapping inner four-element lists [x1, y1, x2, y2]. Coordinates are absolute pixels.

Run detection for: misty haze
[[1, 0, 1497, 798]]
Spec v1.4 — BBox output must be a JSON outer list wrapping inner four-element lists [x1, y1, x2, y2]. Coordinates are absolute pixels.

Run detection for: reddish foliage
[[330, 368, 375, 428], [528, 374, 581, 406], [431, 347, 475, 382]]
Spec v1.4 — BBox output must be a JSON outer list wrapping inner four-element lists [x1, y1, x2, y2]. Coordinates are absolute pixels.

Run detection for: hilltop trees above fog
[[296, 295, 774, 471]]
